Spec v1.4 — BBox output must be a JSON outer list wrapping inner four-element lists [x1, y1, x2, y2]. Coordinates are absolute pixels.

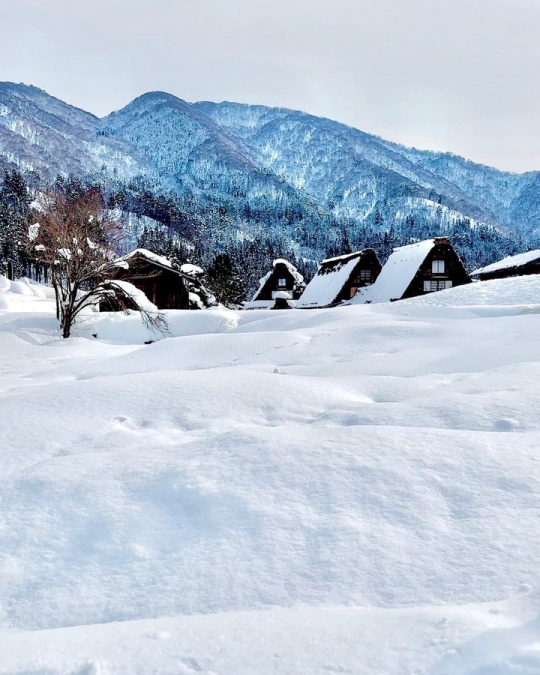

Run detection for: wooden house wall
[[402, 242, 471, 300], [335, 251, 382, 303], [23, 258, 50, 284]]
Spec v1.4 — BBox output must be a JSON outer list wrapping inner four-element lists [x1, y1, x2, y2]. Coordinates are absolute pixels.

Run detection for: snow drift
[[1, 276, 540, 673]]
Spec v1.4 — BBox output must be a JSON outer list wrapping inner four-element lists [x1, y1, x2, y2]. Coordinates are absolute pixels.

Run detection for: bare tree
[[29, 188, 167, 338]]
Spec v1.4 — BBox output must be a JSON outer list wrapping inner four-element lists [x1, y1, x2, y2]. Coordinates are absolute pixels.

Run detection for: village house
[[354, 237, 470, 304], [297, 249, 381, 309], [101, 249, 210, 311], [471, 249, 540, 281], [244, 259, 305, 309]]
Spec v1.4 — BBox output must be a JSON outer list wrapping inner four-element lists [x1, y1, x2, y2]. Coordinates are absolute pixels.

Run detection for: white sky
[[1, 0, 539, 172]]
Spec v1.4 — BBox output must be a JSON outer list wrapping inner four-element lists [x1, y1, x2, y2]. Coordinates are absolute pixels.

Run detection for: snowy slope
[[1, 83, 540, 243], [100, 91, 336, 237], [2, 595, 540, 675], [386, 142, 540, 236], [195, 100, 539, 234], [0, 82, 147, 179], [1, 277, 540, 672]]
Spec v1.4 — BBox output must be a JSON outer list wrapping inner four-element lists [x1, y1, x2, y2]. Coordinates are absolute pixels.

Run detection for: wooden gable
[[297, 249, 381, 309], [401, 238, 471, 300], [334, 249, 382, 303]]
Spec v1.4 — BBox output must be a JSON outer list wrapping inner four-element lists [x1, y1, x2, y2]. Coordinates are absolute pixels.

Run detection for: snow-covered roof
[[181, 263, 204, 276], [354, 239, 437, 304], [471, 249, 540, 277], [117, 248, 173, 269], [243, 298, 298, 310], [273, 259, 304, 286], [297, 251, 367, 309]]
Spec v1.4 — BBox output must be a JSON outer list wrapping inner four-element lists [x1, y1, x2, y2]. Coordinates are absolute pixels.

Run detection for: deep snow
[[1, 275, 540, 674]]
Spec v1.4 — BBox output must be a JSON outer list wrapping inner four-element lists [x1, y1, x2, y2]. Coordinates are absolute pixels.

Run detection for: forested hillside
[[0, 82, 538, 298]]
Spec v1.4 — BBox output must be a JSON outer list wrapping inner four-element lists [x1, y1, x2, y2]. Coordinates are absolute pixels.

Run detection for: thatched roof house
[[471, 249, 540, 281], [244, 259, 305, 309], [354, 238, 470, 304], [297, 249, 381, 309]]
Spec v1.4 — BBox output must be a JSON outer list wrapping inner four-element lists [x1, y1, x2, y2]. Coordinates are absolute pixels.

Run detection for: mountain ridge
[[0, 82, 539, 248]]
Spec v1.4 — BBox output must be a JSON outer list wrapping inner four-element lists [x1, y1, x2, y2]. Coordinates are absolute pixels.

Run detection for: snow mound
[[1, 274, 540, 672], [403, 274, 540, 308], [108, 279, 158, 313], [0, 276, 55, 311]]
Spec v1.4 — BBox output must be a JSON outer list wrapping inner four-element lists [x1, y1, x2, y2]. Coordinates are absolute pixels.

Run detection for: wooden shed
[[297, 249, 381, 309], [101, 249, 193, 310], [354, 237, 470, 304], [471, 249, 540, 281]]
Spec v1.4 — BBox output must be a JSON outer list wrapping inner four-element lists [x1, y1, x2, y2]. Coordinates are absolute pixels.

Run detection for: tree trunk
[[61, 306, 73, 338]]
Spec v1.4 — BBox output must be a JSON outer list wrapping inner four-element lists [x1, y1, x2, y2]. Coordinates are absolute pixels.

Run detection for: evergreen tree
[[0, 170, 31, 278], [206, 253, 247, 307]]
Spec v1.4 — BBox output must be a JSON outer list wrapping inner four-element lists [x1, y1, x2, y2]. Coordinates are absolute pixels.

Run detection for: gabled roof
[[354, 239, 438, 304], [117, 248, 172, 269], [297, 250, 373, 309], [114, 249, 193, 279], [472, 249, 540, 277]]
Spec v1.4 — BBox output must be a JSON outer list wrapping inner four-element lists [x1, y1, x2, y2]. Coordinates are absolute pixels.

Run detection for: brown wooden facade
[[23, 259, 50, 284], [325, 249, 381, 303], [401, 238, 471, 299]]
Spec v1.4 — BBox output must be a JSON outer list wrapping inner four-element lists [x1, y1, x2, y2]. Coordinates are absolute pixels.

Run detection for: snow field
[[1, 276, 540, 673], [1, 596, 539, 675]]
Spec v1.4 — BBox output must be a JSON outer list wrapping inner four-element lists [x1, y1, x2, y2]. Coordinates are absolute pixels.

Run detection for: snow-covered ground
[[1, 275, 540, 674]]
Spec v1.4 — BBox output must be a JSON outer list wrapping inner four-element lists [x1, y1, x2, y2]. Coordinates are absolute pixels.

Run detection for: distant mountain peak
[[0, 82, 538, 241]]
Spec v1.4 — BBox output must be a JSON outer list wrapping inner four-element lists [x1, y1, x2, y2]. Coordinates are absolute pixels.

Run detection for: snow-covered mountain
[[0, 82, 147, 180], [196, 100, 540, 235], [101, 91, 327, 225], [1, 82, 539, 241]]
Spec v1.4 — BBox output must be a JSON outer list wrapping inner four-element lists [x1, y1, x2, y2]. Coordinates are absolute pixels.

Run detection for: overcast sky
[[1, 0, 539, 172]]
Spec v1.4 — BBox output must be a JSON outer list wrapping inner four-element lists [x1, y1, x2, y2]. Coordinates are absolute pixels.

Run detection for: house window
[[278, 278, 287, 287], [424, 279, 449, 292], [432, 259, 445, 274], [423, 279, 451, 292], [359, 269, 371, 282], [350, 269, 372, 287]]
